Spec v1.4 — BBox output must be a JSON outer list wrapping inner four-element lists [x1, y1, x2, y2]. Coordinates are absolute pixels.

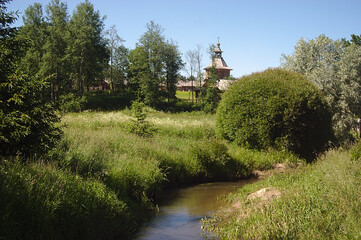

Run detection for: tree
[[40, 0, 70, 101], [281, 34, 361, 142], [163, 40, 183, 102], [195, 44, 203, 88], [68, 0, 108, 93], [0, 0, 19, 81], [342, 34, 361, 46], [185, 49, 197, 102], [138, 21, 165, 81], [0, 0, 62, 158], [111, 44, 129, 90], [129, 21, 183, 106], [18, 3, 47, 76], [207, 43, 216, 62], [202, 65, 221, 113], [105, 25, 127, 91], [127, 46, 154, 104]]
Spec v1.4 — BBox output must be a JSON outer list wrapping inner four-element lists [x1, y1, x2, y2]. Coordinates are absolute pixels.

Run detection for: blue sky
[[8, 0, 361, 77]]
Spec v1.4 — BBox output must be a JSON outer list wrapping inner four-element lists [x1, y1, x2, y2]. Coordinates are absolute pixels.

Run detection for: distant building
[[204, 42, 234, 91], [204, 42, 232, 79], [177, 80, 196, 91]]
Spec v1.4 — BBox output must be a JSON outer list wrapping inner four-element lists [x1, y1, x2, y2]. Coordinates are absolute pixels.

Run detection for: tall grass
[[0, 160, 132, 240], [203, 148, 361, 239], [1, 110, 304, 239]]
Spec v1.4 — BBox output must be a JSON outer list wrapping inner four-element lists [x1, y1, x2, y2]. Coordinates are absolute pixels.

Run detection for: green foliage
[[204, 149, 361, 239], [0, 109, 304, 239], [216, 69, 333, 161], [105, 25, 128, 91], [282, 34, 361, 143], [17, 2, 46, 76], [0, 1, 62, 158], [128, 21, 183, 106], [40, 0, 70, 100], [83, 91, 132, 111], [127, 100, 157, 137], [0, 75, 62, 157], [67, 0, 108, 93], [201, 65, 221, 113], [58, 93, 86, 113], [351, 141, 361, 161], [191, 138, 242, 180], [228, 144, 302, 174], [0, 160, 132, 240], [202, 87, 221, 113]]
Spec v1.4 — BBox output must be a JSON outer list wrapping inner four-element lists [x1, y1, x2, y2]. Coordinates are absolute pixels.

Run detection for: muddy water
[[134, 179, 254, 240]]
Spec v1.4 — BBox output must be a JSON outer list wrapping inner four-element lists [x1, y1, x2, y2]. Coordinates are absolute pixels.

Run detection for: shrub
[[58, 93, 86, 113], [83, 91, 132, 111], [216, 69, 333, 161], [191, 138, 242, 180]]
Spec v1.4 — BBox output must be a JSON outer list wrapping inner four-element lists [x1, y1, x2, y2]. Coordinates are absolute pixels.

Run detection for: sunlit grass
[[176, 90, 192, 100], [1, 109, 305, 239], [204, 149, 361, 239]]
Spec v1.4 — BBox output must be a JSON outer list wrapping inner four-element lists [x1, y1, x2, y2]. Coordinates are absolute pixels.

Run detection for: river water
[[134, 179, 254, 240]]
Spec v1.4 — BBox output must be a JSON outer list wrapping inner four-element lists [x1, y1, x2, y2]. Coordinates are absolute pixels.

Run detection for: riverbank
[[203, 147, 361, 239], [0, 110, 303, 239]]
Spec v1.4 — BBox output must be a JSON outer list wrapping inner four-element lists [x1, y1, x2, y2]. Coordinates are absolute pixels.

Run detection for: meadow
[[0, 109, 302, 239]]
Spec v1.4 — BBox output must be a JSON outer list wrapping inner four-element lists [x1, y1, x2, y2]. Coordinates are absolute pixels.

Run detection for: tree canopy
[[128, 21, 183, 106], [281, 34, 361, 142], [0, 0, 62, 158]]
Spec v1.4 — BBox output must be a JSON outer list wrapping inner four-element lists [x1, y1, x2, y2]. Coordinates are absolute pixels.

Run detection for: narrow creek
[[134, 179, 255, 240]]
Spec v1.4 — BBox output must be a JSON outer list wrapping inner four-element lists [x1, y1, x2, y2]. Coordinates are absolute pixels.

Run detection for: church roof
[[204, 42, 233, 71], [204, 57, 233, 70]]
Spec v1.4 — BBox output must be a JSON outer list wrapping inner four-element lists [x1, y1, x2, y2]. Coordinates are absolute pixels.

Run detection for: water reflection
[[135, 180, 254, 240]]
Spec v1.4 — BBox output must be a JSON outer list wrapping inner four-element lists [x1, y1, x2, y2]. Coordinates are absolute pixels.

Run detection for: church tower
[[204, 41, 232, 79]]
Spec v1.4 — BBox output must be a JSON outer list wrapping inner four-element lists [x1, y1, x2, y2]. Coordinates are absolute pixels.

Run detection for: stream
[[134, 179, 254, 240]]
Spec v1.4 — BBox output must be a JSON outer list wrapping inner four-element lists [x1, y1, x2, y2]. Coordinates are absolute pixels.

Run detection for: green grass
[[0, 160, 131, 240], [176, 90, 193, 100], [203, 148, 361, 239], [0, 110, 304, 239]]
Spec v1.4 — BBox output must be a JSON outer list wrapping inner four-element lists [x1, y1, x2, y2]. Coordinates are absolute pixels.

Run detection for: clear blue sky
[[8, 0, 361, 77]]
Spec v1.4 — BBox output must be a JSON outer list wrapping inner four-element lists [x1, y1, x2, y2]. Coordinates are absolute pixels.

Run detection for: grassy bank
[[203, 148, 361, 239], [0, 110, 303, 239]]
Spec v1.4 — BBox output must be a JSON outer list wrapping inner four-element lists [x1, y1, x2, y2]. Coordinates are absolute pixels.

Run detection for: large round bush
[[216, 69, 333, 160]]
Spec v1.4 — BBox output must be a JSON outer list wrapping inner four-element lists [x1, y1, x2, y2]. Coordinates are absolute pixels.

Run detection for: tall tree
[[111, 44, 129, 90], [68, 0, 108, 93], [18, 3, 46, 76], [185, 49, 196, 102], [202, 65, 221, 113], [207, 43, 216, 62], [0, 0, 19, 82], [138, 21, 165, 81], [105, 25, 127, 91], [163, 40, 183, 102], [0, 0, 62, 158], [281, 34, 361, 142], [129, 21, 183, 106], [40, 0, 70, 101], [127, 46, 154, 104], [195, 44, 203, 88]]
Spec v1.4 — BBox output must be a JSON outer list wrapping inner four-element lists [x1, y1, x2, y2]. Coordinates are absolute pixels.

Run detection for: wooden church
[[204, 42, 233, 90]]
